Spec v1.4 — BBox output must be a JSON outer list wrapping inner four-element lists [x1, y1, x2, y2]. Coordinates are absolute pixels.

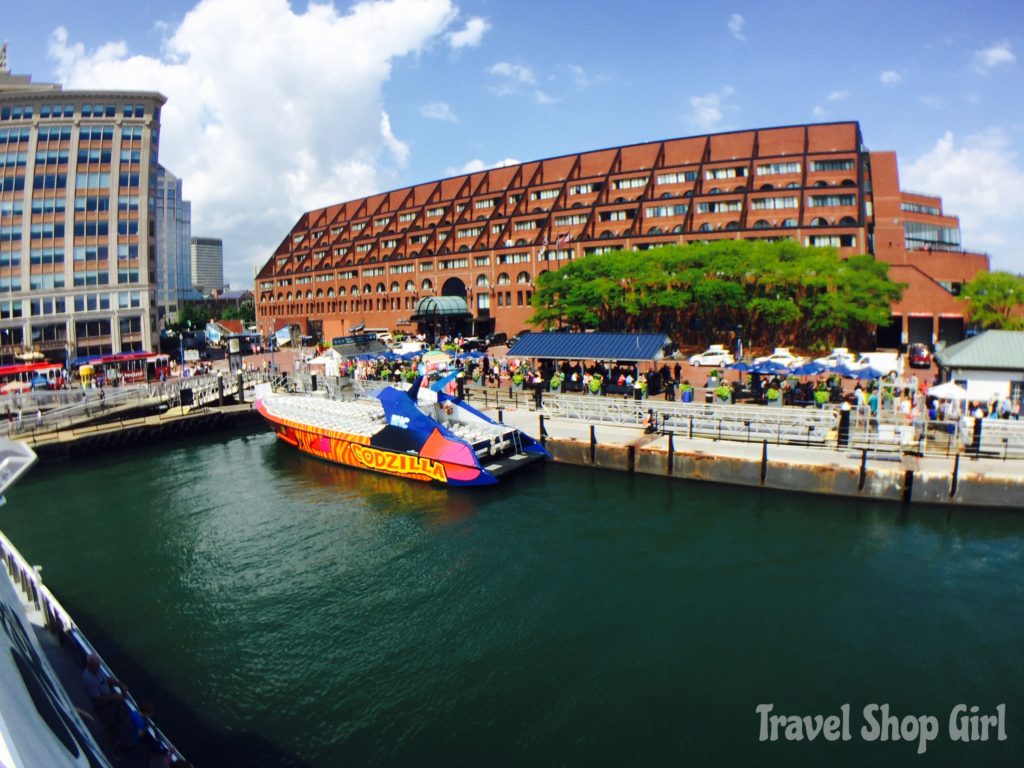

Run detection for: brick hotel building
[[255, 122, 989, 348], [0, 50, 164, 365]]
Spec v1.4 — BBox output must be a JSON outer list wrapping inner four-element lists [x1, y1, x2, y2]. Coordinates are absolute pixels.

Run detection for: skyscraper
[[190, 236, 223, 296], [0, 49, 165, 363], [154, 165, 195, 323]]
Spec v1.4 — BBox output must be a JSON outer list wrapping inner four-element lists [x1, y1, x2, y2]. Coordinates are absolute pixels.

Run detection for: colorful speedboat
[[254, 379, 549, 486]]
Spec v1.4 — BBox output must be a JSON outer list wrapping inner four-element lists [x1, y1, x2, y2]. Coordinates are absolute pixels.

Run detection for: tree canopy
[[962, 270, 1024, 330], [529, 240, 905, 349]]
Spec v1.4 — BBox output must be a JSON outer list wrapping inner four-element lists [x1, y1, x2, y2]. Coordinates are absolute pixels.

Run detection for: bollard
[[236, 372, 244, 404], [667, 432, 674, 475], [311, 373, 318, 392], [497, 408, 503, 424], [217, 373, 225, 407], [760, 440, 768, 485], [590, 424, 597, 464], [538, 414, 547, 446]]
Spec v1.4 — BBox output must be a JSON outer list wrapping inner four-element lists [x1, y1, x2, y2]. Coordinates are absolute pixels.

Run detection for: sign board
[[228, 338, 240, 354], [184, 349, 200, 362]]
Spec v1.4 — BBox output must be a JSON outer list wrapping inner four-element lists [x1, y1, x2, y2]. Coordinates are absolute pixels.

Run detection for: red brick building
[[255, 122, 988, 348]]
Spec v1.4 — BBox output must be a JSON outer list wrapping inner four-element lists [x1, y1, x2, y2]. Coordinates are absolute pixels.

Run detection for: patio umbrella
[[727, 361, 753, 372], [853, 365, 886, 380], [752, 360, 790, 375], [791, 361, 827, 376], [927, 381, 969, 400], [827, 361, 862, 378]]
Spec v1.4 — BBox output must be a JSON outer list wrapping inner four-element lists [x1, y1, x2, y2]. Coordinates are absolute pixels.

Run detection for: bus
[[75, 352, 171, 386], [0, 362, 65, 391]]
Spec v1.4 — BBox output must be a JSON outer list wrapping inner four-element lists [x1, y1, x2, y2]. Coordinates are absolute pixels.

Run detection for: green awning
[[411, 296, 471, 320]]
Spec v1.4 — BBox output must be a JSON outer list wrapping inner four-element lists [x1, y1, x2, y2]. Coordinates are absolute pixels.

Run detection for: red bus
[[76, 352, 171, 385], [0, 362, 65, 391]]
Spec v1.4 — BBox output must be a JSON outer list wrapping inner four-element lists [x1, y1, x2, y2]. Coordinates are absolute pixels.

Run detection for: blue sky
[[6, 0, 1023, 286]]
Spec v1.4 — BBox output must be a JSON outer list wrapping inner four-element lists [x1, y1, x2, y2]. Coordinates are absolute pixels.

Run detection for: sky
[[5, 0, 1024, 286]]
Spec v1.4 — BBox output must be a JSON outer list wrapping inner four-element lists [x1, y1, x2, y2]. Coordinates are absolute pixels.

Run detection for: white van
[[393, 340, 427, 355], [363, 328, 394, 346], [855, 351, 903, 376]]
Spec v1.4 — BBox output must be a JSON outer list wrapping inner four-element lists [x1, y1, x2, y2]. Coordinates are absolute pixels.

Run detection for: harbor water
[[4, 429, 1023, 767]]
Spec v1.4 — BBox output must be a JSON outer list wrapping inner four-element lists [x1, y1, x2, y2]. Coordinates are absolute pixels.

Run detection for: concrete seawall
[[506, 409, 1023, 510]]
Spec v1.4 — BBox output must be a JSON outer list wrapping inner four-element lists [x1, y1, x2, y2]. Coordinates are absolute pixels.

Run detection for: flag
[[557, 232, 571, 247], [538, 234, 547, 259]]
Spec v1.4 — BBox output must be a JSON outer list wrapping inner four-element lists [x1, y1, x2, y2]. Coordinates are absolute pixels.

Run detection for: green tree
[[220, 300, 255, 324], [962, 271, 1024, 330], [530, 240, 904, 348]]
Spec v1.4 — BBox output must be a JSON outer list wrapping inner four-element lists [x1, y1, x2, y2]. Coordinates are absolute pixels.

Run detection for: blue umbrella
[[792, 361, 827, 376], [854, 365, 886, 380], [400, 350, 422, 361], [752, 360, 791, 375], [727, 361, 753, 372], [827, 361, 862, 378]]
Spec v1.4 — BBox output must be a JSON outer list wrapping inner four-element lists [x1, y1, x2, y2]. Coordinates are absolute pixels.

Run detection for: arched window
[[305, 290, 313, 299], [327, 288, 335, 297], [647, 226, 664, 235], [599, 230, 614, 239], [811, 217, 829, 227], [405, 280, 415, 292], [476, 274, 489, 287], [497, 272, 511, 285], [517, 271, 531, 284], [286, 291, 293, 300], [838, 216, 857, 226], [421, 278, 433, 291], [458, 245, 469, 252], [390, 281, 400, 293], [840, 178, 856, 187], [276, 293, 283, 301], [515, 238, 527, 246], [698, 223, 714, 232], [725, 221, 740, 231], [410, 251, 419, 259], [376, 283, 386, 294], [661, 192, 673, 199], [363, 284, 372, 295], [786, 182, 800, 189], [316, 289, 323, 298], [672, 225, 685, 234], [753, 219, 770, 229], [782, 219, 798, 228], [813, 180, 828, 188], [350, 286, 359, 296], [424, 249, 434, 257], [708, 188, 721, 195], [760, 183, 775, 191]]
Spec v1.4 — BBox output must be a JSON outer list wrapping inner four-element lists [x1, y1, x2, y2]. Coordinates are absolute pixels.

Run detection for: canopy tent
[[1, 381, 31, 394], [927, 381, 970, 400], [506, 332, 671, 363]]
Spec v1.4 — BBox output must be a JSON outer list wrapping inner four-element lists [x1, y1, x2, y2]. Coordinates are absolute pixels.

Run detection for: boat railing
[[0, 527, 188, 764]]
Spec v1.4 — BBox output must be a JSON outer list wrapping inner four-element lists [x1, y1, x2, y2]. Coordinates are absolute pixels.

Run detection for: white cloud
[[903, 129, 1024, 264], [827, 90, 848, 101], [567, 63, 603, 91], [487, 61, 536, 96], [880, 70, 902, 86], [727, 14, 745, 41], [687, 86, 735, 132], [973, 41, 1015, 73], [446, 157, 520, 176], [812, 105, 825, 118], [420, 100, 457, 121], [447, 16, 489, 49], [533, 89, 557, 105], [47, 0, 459, 286]]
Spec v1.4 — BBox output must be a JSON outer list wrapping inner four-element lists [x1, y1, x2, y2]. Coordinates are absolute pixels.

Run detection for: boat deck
[[262, 394, 387, 436]]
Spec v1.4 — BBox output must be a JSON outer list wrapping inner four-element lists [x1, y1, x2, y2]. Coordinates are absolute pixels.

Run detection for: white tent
[[927, 381, 969, 400], [308, 348, 342, 377]]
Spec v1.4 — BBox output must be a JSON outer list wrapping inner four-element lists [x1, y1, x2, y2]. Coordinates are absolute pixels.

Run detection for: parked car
[[754, 347, 805, 368], [813, 347, 858, 367], [688, 345, 735, 367], [459, 337, 487, 352], [854, 351, 902, 376], [908, 343, 933, 369], [484, 332, 508, 348]]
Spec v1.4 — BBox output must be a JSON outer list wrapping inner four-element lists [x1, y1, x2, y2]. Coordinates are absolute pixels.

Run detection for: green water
[[3, 430, 1023, 767]]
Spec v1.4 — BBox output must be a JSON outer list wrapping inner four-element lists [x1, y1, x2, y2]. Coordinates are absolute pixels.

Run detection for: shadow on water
[[61, 602, 313, 768]]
